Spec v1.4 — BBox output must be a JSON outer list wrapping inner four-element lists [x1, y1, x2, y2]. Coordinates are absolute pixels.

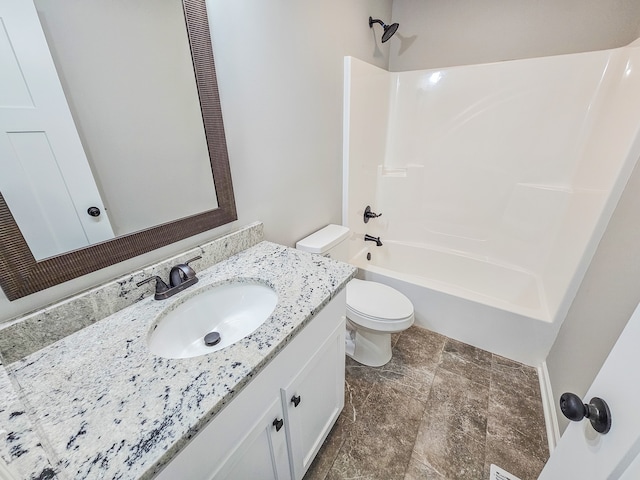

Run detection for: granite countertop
[[6, 241, 356, 479]]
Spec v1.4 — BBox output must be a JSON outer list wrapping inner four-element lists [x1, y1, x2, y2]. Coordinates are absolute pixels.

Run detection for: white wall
[[544, 40, 640, 434], [0, 0, 393, 324], [389, 0, 640, 71], [546, 156, 640, 434], [343, 57, 390, 247], [206, 0, 390, 248]]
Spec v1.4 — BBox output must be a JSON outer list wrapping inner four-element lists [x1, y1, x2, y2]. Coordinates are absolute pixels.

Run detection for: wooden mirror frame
[[0, 0, 236, 301]]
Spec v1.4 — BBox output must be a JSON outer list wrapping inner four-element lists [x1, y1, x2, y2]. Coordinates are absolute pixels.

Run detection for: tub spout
[[364, 234, 383, 247]]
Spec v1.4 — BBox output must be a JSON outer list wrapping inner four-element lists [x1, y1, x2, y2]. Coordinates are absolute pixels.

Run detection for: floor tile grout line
[[410, 364, 489, 479], [433, 363, 492, 390], [395, 332, 441, 479], [318, 436, 348, 480], [442, 349, 493, 369], [443, 341, 493, 362], [400, 387, 431, 479], [310, 326, 548, 480]]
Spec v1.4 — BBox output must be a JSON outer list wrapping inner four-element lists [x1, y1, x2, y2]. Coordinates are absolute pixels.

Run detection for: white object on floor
[[345, 328, 355, 357], [490, 464, 522, 480]]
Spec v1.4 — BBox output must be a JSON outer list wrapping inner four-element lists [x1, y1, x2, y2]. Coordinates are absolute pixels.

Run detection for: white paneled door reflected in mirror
[[0, 0, 237, 300], [0, 0, 217, 260]]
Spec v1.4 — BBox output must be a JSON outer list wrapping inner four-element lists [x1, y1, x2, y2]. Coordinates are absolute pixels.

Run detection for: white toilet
[[296, 224, 414, 367]]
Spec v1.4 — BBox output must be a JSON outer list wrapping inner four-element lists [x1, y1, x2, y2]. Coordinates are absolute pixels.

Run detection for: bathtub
[[353, 241, 548, 319], [343, 41, 640, 366], [350, 241, 557, 366]]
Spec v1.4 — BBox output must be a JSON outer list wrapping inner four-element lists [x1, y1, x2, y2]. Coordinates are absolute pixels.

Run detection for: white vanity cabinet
[[155, 289, 346, 480]]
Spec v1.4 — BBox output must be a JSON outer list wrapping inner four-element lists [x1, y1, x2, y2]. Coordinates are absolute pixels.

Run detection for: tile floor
[[304, 326, 549, 480]]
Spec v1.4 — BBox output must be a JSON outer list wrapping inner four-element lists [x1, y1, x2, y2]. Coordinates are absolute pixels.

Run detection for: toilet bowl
[[296, 225, 414, 367]]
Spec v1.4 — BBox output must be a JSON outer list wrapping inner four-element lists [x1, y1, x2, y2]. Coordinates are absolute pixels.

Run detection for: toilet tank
[[296, 224, 350, 261]]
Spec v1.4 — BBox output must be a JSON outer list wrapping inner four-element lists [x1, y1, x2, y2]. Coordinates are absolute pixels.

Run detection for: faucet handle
[[169, 256, 202, 287], [364, 205, 382, 223], [185, 256, 202, 265], [136, 275, 170, 298]]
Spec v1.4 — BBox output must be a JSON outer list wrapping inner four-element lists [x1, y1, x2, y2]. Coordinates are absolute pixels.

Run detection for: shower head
[[369, 16, 399, 43]]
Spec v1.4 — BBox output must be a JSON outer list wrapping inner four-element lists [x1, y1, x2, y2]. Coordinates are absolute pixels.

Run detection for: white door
[[0, 0, 113, 260], [539, 301, 640, 479]]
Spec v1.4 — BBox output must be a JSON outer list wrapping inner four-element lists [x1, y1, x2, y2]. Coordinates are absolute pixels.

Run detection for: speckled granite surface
[[0, 357, 58, 480], [0, 222, 264, 365], [5, 241, 356, 479]]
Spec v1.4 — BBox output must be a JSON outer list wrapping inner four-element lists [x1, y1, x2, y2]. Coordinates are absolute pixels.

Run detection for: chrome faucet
[[137, 256, 202, 300], [364, 234, 383, 247]]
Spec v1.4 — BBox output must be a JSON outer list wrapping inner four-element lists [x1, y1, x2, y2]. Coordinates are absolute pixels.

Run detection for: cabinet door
[[214, 397, 291, 480], [281, 320, 346, 479]]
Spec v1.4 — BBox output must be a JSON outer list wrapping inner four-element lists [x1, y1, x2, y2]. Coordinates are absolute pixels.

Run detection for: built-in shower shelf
[[378, 166, 407, 177]]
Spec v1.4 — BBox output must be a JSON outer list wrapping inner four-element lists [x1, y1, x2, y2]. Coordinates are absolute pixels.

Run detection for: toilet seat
[[346, 279, 414, 332]]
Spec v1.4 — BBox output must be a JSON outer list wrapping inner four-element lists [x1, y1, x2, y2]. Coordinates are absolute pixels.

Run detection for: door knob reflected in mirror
[[560, 392, 612, 434], [87, 206, 101, 217]]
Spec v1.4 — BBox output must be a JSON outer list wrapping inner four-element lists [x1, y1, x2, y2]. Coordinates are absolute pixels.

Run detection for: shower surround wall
[[344, 39, 640, 365]]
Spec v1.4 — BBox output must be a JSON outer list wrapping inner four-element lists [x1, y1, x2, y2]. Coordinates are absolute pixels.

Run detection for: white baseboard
[[538, 361, 560, 453]]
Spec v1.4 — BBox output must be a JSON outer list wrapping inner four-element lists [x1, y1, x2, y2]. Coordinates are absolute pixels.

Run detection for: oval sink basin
[[148, 282, 278, 359]]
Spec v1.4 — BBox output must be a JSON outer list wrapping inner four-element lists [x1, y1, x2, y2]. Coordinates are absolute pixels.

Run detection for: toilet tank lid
[[296, 224, 349, 254]]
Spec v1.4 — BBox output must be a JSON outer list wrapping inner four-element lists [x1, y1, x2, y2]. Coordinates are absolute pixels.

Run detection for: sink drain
[[204, 331, 221, 347]]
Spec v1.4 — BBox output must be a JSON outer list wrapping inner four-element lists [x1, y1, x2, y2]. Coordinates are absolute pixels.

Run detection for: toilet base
[[345, 321, 392, 367]]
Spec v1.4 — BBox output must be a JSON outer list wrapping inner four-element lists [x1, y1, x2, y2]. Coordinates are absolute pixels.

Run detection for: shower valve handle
[[364, 205, 382, 223]]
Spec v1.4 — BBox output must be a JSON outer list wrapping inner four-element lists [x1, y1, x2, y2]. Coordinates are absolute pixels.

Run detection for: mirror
[[0, 0, 237, 301]]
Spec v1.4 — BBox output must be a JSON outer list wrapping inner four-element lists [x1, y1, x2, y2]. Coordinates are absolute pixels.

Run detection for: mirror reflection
[[0, 0, 238, 301], [0, 0, 218, 260]]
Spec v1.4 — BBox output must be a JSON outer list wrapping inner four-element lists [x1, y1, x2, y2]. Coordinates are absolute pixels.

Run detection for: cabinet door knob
[[291, 395, 301, 407], [272, 418, 284, 432], [560, 392, 612, 434], [87, 206, 101, 217]]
